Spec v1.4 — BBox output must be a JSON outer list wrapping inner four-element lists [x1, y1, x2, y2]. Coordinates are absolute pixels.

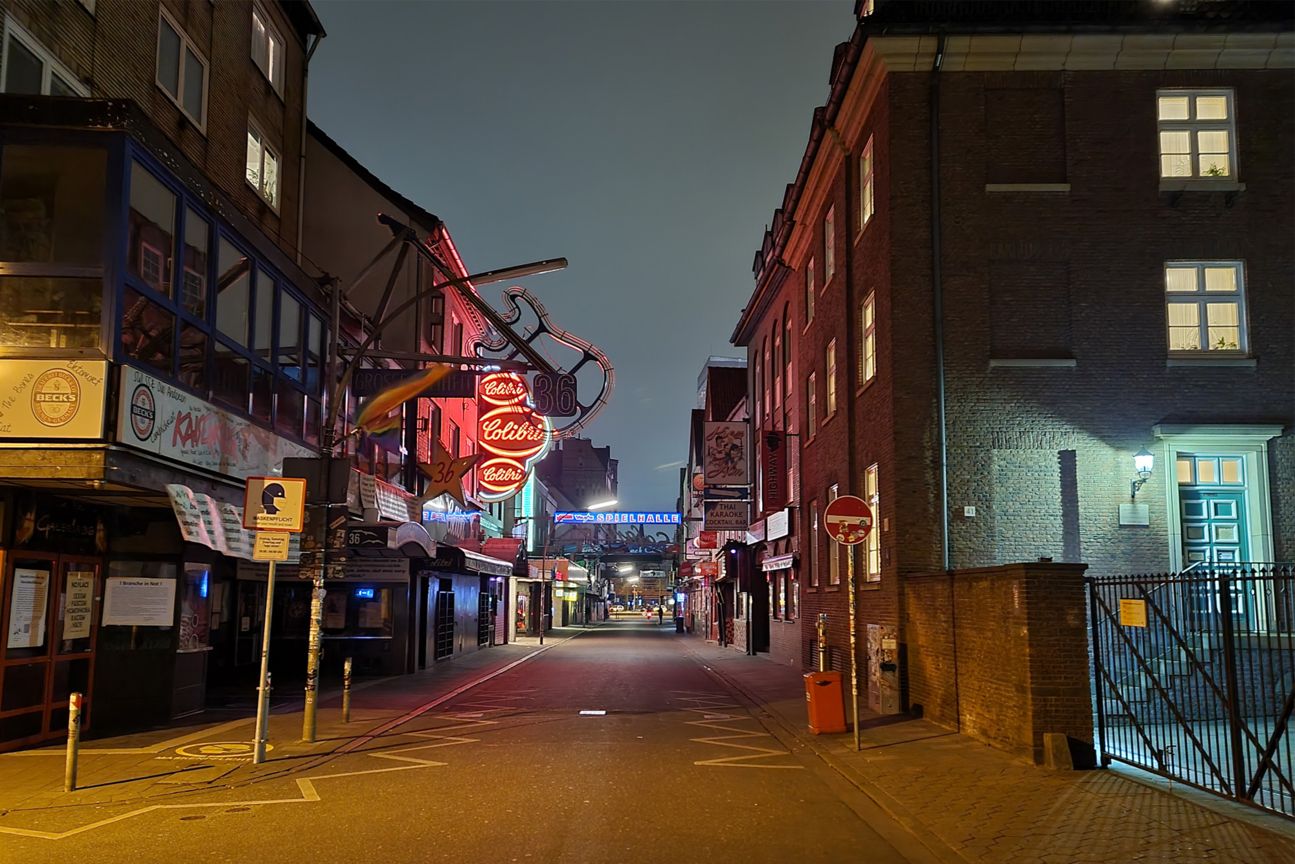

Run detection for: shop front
[[417, 546, 511, 664]]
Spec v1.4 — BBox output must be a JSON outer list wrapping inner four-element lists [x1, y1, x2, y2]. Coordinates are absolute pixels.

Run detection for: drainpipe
[[296, 32, 325, 268], [930, 34, 950, 573]]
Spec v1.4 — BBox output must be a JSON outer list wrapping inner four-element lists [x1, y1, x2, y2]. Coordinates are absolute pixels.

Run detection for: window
[[783, 314, 792, 405], [805, 258, 815, 324], [251, 4, 285, 95], [1, 145, 106, 266], [823, 207, 835, 284], [859, 137, 874, 230], [825, 339, 837, 418], [0, 277, 101, 349], [763, 341, 771, 419], [121, 287, 175, 373], [772, 324, 781, 410], [449, 419, 461, 456], [216, 238, 251, 346], [753, 348, 762, 422], [1, 19, 88, 96], [245, 119, 280, 209], [860, 294, 876, 385], [252, 270, 274, 360], [828, 484, 841, 586], [278, 291, 302, 377], [806, 372, 817, 440], [786, 576, 798, 621], [1157, 89, 1236, 181], [181, 208, 209, 317], [156, 8, 207, 128], [809, 501, 819, 587], [865, 464, 880, 583], [1165, 262, 1246, 354], [128, 165, 175, 296]]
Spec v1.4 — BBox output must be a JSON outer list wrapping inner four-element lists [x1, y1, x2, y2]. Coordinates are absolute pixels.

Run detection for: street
[[0, 622, 927, 864]]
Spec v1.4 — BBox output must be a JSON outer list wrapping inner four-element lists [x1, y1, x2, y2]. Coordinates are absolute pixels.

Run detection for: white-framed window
[[806, 372, 817, 440], [1157, 89, 1236, 181], [783, 315, 792, 405], [860, 293, 876, 385], [156, 7, 207, 129], [251, 3, 285, 95], [182, 267, 205, 315], [805, 258, 816, 325], [859, 137, 874, 231], [773, 325, 782, 410], [1165, 261, 1247, 354], [1, 18, 88, 96], [828, 484, 841, 586], [865, 463, 880, 583], [753, 348, 762, 423], [139, 241, 166, 293], [825, 338, 837, 418], [245, 118, 281, 210], [823, 206, 835, 284], [763, 340, 771, 418], [809, 500, 820, 587]]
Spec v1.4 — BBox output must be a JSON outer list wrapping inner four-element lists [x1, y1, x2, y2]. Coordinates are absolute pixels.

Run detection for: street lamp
[[297, 215, 566, 743], [587, 498, 618, 511]]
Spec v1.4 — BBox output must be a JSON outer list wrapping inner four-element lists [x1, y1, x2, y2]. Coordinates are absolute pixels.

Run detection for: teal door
[[1181, 488, 1254, 624]]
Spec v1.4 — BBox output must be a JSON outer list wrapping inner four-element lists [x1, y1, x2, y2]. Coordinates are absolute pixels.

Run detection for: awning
[[423, 545, 513, 577], [761, 553, 797, 572], [482, 538, 526, 574], [345, 521, 436, 558]]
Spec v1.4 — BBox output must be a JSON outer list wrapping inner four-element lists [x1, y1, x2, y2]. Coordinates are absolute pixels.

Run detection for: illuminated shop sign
[[477, 372, 552, 503], [553, 512, 682, 525]]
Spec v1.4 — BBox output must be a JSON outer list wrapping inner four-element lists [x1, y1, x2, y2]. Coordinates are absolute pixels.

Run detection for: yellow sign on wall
[[1119, 599, 1148, 628], [242, 476, 307, 532], [252, 532, 291, 562], [0, 360, 107, 439]]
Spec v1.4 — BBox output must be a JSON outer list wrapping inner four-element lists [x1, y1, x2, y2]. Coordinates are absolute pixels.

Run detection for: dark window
[[212, 341, 248, 410], [178, 323, 207, 391], [216, 238, 250, 345], [0, 276, 100, 349], [305, 314, 323, 392], [121, 287, 174, 373], [3, 34, 43, 94], [276, 380, 303, 438], [985, 87, 1066, 185], [181, 208, 209, 317], [127, 164, 175, 295], [0, 146, 106, 266], [252, 270, 273, 362], [989, 261, 1072, 358], [278, 292, 301, 379], [251, 365, 273, 422]]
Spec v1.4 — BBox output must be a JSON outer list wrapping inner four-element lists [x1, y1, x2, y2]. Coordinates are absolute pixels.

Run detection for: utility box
[[804, 671, 847, 734]]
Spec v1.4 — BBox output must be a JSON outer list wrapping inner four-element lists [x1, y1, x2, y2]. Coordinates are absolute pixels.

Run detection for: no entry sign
[[823, 495, 873, 546]]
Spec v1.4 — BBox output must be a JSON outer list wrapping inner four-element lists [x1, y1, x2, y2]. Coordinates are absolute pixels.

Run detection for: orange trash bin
[[804, 671, 847, 734]]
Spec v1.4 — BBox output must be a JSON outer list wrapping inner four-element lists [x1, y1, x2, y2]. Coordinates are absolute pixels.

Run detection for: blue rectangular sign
[[553, 511, 681, 525]]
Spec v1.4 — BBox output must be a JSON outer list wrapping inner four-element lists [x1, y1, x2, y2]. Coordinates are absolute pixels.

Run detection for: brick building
[[536, 436, 618, 511], [736, 0, 1295, 718]]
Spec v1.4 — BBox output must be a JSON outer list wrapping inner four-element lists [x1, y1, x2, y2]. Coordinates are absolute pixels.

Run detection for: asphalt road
[[0, 621, 927, 864]]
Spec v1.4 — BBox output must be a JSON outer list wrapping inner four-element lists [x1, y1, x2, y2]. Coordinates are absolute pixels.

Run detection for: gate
[[1088, 564, 1294, 818]]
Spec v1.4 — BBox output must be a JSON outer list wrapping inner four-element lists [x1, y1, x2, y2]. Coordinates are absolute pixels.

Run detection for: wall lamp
[[1130, 447, 1154, 499]]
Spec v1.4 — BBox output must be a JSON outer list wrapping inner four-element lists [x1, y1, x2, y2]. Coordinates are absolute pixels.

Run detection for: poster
[[102, 577, 176, 627], [63, 573, 94, 640], [6, 568, 49, 648], [702, 421, 750, 486], [323, 592, 347, 629]]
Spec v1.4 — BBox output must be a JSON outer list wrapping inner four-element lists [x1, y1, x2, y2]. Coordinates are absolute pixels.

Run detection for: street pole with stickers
[[822, 494, 874, 752]]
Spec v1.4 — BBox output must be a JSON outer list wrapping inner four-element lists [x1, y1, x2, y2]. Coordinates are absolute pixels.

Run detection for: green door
[[1181, 488, 1253, 625]]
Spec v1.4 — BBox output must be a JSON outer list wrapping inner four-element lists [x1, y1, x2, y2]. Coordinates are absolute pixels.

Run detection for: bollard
[[342, 657, 352, 723], [64, 692, 82, 792]]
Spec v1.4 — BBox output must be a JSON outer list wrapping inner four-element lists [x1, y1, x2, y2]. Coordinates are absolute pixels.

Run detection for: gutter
[[930, 33, 949, 573]]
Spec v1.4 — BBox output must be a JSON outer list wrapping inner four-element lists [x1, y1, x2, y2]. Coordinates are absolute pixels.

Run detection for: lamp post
[[299, 220, 565, 743]]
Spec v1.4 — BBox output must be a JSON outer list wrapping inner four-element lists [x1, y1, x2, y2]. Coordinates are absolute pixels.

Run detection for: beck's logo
[[30, 369, 80, 427], [129, 383, 156, 440]]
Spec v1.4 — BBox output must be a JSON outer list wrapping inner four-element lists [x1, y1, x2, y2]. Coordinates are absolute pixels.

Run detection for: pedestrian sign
[[253, 531, 291, 561], [243, 476, 307, 532], [823, 495, 873, 546]]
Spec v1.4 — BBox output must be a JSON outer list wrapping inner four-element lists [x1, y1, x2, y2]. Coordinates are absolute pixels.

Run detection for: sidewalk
[[687, 640, 1295, 864], [0, 634, 581, 817]]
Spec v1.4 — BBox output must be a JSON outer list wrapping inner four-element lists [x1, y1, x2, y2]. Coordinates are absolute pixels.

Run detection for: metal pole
[[64, 691, 82, 792], [302, 582, 324, 743], [847, 544, 860, 751], [540, 528, 550, 645], [817, 613, 829, 673], [253, 558, 278, 764], [342, 656, 352, 724]]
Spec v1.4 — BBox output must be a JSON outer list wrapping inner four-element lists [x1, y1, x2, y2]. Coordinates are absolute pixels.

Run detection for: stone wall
[[904, 562, 1092, 764]]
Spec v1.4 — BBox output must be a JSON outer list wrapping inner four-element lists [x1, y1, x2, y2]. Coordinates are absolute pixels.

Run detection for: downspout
[[296, 32, 324, 267], [930, 34, 950, 573]]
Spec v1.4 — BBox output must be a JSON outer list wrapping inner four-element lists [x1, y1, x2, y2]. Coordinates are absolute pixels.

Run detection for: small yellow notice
[[253, 531, 291, 562], [1119, 598, 1148, 628]]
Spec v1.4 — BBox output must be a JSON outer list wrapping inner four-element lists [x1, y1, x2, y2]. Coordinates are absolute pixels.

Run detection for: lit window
[[806, 372, 816, 440], [764, 342, 771, 418], [783, 315, 792, 403], [865, 464, 880, 583], [828, 484, 840, 586], [825, 339, 837, 417], [773, 325, 782, 410], [251, 4, 286, 95], [1157, 89, 1236, 181], [1164, 262, 1246, 354], [805, 258, 816, 324], [246, 119, 281, 209], [823, 207, 835, 284], [809, 500, 819, 587], [1, 18, 88, 96], [156, 8, 207, 128], [754, 348, 762, 422], [860, 293, 876, 385], [859, 137, 874, 230]]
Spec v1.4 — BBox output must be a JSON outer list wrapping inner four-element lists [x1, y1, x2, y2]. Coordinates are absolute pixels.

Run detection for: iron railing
[[1088, 564, 1295, 819]]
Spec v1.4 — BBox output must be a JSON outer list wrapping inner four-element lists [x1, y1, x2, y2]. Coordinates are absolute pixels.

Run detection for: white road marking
[[672, 692, 804, 770]]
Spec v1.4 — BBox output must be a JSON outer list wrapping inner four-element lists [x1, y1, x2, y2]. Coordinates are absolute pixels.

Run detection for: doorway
[[434, 578, 454, 660], [0, 551, 101, 750]]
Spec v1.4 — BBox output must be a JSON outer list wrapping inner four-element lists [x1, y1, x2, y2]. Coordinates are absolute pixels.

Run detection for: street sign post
[[822, 494, 874, 752], [247, 476, 306, 765]]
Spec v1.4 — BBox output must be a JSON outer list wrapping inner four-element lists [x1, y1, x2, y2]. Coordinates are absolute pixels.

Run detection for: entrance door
[[1178, 452, 1259, 626], [434, 580, 454, 660], [233, 581, 265, 669], [0, 553, 101, 750]]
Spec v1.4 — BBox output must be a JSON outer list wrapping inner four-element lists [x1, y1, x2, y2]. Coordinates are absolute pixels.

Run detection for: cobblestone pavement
[[689, 640, 1295, 864]]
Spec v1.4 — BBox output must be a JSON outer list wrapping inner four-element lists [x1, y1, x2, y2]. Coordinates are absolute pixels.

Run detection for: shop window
[[0, 276, 100, 349], [121, 287, 175, 373], [322, 586, 393, 638], [212, 341, 249, 410], [0, 145, 106, 266], [216, 238, 250, 345], [178, 323, 208, 391], [178, 564, 210, 652], [786, 577, 798, 621], [128, 164, 175, 295], [181, 208, 209, 317]]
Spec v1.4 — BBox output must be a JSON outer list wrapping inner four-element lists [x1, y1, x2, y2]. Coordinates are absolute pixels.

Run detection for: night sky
[[309, 0, 855, 510]]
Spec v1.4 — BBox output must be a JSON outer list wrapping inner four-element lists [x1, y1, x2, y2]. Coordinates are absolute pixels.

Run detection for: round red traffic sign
[[823, 495, 873, 546]]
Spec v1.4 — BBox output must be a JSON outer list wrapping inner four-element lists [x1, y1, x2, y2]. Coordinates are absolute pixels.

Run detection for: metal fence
[[1088, 564, 1295, 819]]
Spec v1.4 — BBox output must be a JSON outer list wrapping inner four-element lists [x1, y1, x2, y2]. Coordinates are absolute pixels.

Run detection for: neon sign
[[477, 371, 552, 503], [553, 512, 682, 525]]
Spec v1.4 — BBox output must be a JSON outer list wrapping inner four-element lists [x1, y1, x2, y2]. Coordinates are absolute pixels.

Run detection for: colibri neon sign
[[477, 371, 552, 503]]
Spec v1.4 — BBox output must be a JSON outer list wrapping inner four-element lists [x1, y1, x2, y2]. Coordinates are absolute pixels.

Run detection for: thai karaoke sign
[[476, 371, 552, 503]]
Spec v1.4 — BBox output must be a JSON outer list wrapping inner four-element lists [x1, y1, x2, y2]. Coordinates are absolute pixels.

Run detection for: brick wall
[[904, 562, 1093, 763]]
